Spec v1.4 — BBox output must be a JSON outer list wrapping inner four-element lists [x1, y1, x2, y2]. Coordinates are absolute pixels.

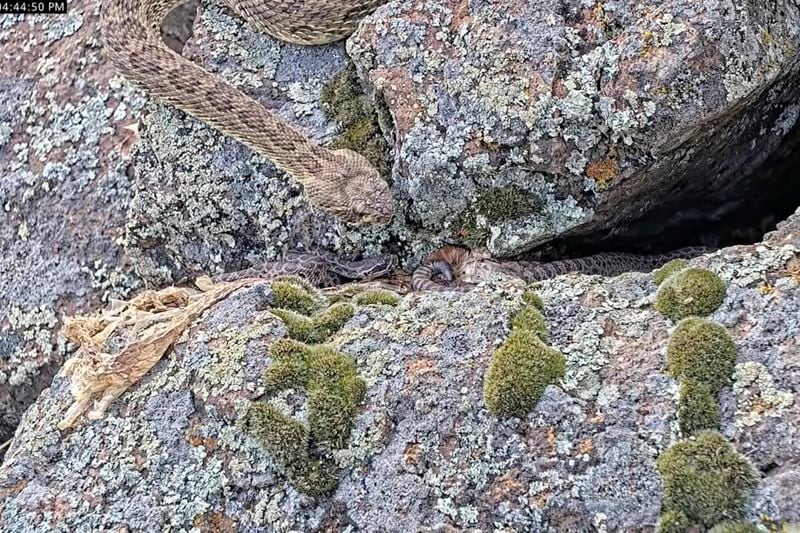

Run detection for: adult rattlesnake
[[102, 0, 393, 225]]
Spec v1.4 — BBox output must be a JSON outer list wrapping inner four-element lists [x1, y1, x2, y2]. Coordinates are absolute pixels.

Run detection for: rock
[[1, 209, 797, 530], [0, 1, 143, 447], [349, 0, 800, 256]]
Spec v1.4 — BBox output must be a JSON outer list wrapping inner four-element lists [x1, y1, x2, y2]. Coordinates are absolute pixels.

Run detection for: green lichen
[[264, 339, 365, 448], [657, 431, 758, 528], [320, 65, 391, 176], [271, 302, 354, 344], [667, 318, 737, 395], [240, 403, 338, 496], [708, 521, 763, 533], [483, 329, 566, 417], [270, 280, 323, 315], [678, 379, 721, 436], [656, 510, 691, 533], [654, 267, 726, 320], [521, 288, 545, 311], [509, 304, 548, 341], [354, 289, 400, 306], [654, 259, 690, 286]]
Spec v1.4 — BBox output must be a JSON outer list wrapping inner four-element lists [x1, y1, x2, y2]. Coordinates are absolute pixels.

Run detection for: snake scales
[[102, 0, 393, 225], [412, 246, 712, 291]]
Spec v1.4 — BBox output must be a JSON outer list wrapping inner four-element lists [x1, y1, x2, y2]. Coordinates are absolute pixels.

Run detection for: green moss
[[657, 431, 758, 528], [354, 289, 400, 306], [654, 267, 726, 320], [270, 280, 323, 315], [241, 403, 337, 497], [678, 379, 721, 436], [708, 521, 763, 533], [654, 259, 690, 286], [667, 318, 737, 395], [326, 285, 365, 304], [509, 304, 549, 341], [455, 186, 542, 247], [483, 329, 566, 417], [272, 302, 354, 344], [320, 65, 390, 176], [475, 186, 541, 223], [263, 342, 365, 448], [246, 339, 367, 496], [272, 275, 317, 294], [656, 510, 691, 533], [521, 288, 545, 312]]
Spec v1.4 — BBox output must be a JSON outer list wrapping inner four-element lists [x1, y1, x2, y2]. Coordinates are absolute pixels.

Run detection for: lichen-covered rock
[[1, 209, 798, 531], [349, 0, 800, 256], [0, 1, 144, 446]]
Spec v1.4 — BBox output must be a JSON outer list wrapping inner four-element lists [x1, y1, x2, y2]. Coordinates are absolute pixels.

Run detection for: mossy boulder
[[483, 329, 566, 417], [678, 379, 721, 436], [654, 268, 726, 320], [657, 431, 758, 528], [654, 259, 690, 286], [667, 318, 737, 395]]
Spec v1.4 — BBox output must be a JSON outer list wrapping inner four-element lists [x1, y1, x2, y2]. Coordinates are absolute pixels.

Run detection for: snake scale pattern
[[102, 0, 393, 225], [412, 246, 712, 291], [213, 250, 396, 286]]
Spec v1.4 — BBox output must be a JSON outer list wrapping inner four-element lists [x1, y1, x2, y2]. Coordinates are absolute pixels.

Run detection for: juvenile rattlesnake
[[102, 0, 393, 225], [412, 246, 712, 291]]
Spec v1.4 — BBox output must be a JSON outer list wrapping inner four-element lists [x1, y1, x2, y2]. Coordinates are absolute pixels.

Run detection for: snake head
[[330, 149, 395, 226]]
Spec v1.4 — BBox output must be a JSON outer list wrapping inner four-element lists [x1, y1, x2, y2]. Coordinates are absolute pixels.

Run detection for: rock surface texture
[[350, 0, 800, 255], [0, 2, 144, 445], [1, 207, 797, 530]]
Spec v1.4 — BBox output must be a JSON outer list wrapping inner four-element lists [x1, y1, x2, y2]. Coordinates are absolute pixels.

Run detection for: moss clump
[[264, 340, 366, 448], [456, 186, 542, 248], [708, 521, 763, 533], [654, 267, 726, 320], [678, 379, 721, 435], [521, 288, 544, 311], [326, 285, 365, 304], [656, 510, 691, 533], [272, 302, 354, 344], [654, 259, 690, 286], [483, 329, 566, 417], [667, 318, 737, 395], [270, 280, 323, 315], [509, 305, 548, 341], [658, 431, 758, 528], [320, 65, 390, 176], [354, 289, 400, 306], [240, 403, 337, 496]]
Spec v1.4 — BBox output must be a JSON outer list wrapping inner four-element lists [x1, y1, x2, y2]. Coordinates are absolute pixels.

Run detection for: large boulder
[[0, 208, 797, 530], [0, 1, 144, 446], [350, 0, 800, 256]]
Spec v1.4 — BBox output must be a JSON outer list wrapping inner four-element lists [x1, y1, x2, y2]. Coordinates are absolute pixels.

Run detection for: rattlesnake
[[213, 250, 396, 286], [102, 0, 393, 225], [412, 246, 712, 291]]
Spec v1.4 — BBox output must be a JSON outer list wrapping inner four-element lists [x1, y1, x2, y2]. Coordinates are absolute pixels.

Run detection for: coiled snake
[[102, 0, 393, 225]]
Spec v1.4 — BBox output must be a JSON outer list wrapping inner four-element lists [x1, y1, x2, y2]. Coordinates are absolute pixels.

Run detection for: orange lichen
[[586, 157, 619, 187]]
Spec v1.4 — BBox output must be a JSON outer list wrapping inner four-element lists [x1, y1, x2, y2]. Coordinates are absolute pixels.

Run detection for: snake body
[[213, 250, 395, 286], [412, 246, 712, 290], [102, 0, 393, 225]]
